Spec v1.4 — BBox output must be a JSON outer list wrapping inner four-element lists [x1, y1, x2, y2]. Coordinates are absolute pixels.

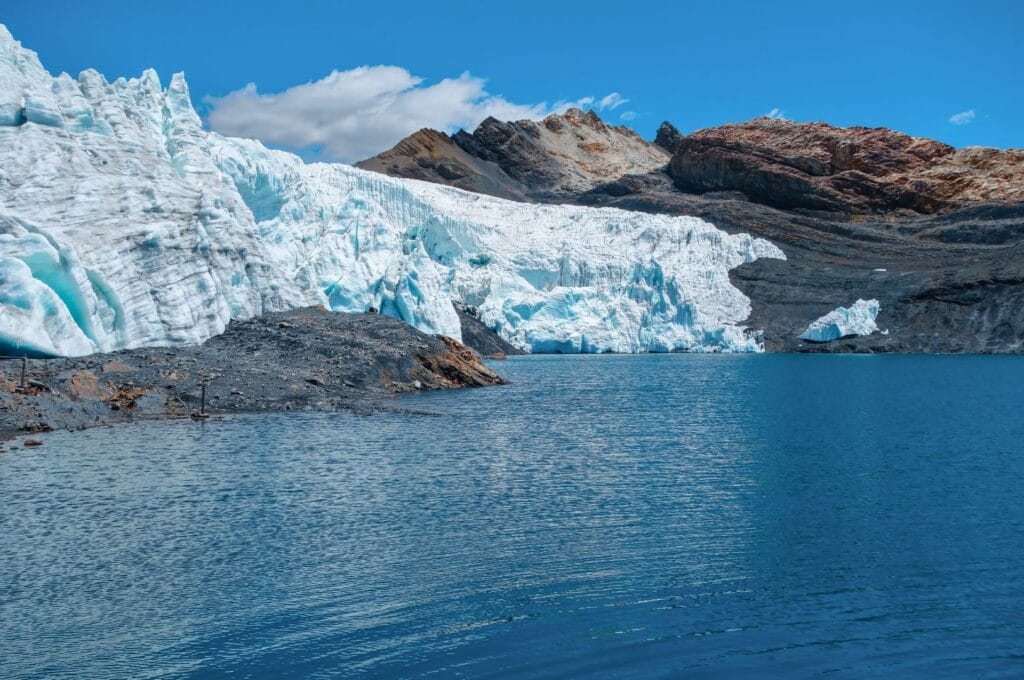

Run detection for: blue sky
[[4, 0, 1021, 160]]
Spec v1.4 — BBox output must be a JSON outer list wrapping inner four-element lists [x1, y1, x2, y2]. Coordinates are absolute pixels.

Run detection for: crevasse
[[0, 24, 785, 357]]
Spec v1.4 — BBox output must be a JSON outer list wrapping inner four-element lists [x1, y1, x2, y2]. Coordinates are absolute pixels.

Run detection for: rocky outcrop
[[669, 117, 1024, 214], [654, 121, 683, 152], [357, 110, 1024, 354], [359, 108, 670, 201], [0, 308, 505, 439]]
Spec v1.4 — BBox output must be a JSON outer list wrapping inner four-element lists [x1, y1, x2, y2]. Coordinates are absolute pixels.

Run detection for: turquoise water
[[2, 355, 1023, 678]]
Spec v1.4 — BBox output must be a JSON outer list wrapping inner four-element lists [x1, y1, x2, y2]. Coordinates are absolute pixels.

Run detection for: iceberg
[[800, 299, 881, 343], [0, 25, 785, 356]]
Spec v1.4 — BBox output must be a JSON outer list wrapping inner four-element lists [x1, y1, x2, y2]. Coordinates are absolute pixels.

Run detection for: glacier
[[0, 25, 785, 357], [800, 299, 881, 343]]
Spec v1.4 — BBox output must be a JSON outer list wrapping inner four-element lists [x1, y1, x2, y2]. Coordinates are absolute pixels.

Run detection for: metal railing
[[2, 356, 222, 422]]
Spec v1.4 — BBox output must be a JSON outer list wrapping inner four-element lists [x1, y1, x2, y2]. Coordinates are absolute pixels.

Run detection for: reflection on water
[[2, 355, 1023, 678]]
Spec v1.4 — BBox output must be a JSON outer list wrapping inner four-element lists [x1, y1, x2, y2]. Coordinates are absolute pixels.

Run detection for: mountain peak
[[655, 121, 683, 152], [360, 107, 667, 200], [547, 107, 606, 130]]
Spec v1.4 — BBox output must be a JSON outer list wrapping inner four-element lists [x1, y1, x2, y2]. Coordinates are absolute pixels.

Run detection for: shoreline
[[3, 308, 1015, 449], [0, 308, 506, 444]]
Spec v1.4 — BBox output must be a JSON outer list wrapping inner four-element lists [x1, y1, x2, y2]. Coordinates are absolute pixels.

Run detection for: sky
[[3, 0, 1022, 162]]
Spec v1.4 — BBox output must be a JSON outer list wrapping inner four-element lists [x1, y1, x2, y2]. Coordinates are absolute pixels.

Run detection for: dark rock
[[587, 188, 1024, 353], [454, 304, 525, 357], [654, 121, 683, 152], [355, 128, 529, 201], [0, 309, 505, 440]]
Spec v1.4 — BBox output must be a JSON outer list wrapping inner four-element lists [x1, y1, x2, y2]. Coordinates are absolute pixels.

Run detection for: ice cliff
[[800, 299, 881, 342], [0, 25, 784, 356]]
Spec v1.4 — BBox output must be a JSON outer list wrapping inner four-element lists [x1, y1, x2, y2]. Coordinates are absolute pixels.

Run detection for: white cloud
[[205, 66, 622, 163], [619, 110, 637, 121], [948, 109, 975, 125], [596, 92, 628, 111], [764, 107, 787, 120]]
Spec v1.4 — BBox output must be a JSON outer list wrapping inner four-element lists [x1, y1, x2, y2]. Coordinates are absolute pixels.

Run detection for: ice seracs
[[0, 25, 785, 356], [800, 299, 881, 343]]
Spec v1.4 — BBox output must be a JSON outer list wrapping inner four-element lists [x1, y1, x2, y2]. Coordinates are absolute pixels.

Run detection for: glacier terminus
[[0, 25, 785, 357]]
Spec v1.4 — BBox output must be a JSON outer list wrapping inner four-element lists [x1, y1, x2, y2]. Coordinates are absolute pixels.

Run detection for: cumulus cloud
[[205, 66, 624, 163], [948, 109, 975, 125], [764, 107, 788, 120]]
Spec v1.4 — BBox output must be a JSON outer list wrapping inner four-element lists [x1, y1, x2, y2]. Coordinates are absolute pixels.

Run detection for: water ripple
[[2, 354, 1024, 678]]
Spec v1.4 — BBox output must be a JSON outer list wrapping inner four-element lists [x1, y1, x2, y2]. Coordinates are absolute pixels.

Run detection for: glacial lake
[[2, 355, 1023, 678]]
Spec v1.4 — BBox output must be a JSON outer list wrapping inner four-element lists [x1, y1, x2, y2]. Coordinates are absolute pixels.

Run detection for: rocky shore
[[0, 308, 506, 443]]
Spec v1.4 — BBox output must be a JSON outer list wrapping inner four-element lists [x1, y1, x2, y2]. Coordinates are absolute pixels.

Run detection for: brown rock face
[[669, 118, 1024, 214], [417, 336, 506, 388]]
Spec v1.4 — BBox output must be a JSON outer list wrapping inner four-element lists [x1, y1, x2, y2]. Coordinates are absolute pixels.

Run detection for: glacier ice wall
[[800, 299, 880, 343], [0, 25, 785, 356]]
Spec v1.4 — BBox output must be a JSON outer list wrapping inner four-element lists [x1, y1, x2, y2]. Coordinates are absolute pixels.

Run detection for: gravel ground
[[0, 308, 506, 443]]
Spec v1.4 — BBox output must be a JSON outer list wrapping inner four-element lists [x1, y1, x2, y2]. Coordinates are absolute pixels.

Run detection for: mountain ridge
[[361, 112, 1024, 215], [358, 111, 1024, 353], [356, 107, 670, 201]]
